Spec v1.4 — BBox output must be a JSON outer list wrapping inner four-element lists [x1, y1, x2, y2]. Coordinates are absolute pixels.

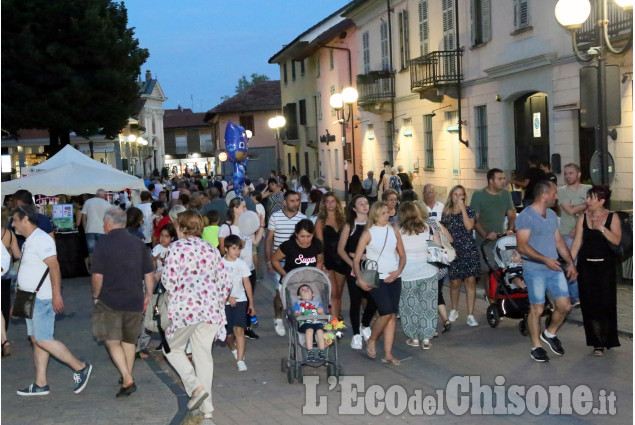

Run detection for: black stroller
[[482, 235, 552, 336], [279, 267, 343, 383]]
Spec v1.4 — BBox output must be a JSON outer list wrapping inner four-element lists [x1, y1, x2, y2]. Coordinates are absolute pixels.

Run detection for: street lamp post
[[555, 0, 632, 186], [268, 115, 286, 175], [330, 87, 358, 203]]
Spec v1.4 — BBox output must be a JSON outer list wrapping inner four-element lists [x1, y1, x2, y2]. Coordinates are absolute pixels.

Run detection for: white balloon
[[238, 210, 260, 236]]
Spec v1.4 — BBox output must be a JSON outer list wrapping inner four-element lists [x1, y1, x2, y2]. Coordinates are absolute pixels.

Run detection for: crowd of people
[[0, 160, 625, 422]]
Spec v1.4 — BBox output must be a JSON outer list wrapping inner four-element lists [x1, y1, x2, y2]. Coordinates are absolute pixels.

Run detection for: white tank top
[[366, 225, 399, 279], [400, 229, 438, 280]]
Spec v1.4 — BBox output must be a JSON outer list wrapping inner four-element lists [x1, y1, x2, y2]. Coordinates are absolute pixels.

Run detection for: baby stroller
[[279, 267, 343, 384], [481, 235, 552, 336]]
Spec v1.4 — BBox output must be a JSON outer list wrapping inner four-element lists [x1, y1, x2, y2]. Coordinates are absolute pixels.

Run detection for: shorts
[[92, 301, 143, 344], [298, 322, 325, 333], [369, 278, 402, 316], [275, 259, 286, 291], [85, 233, 105, 255], [225, 302, 248, 334], [26, 298, 55, 342], [523, 268, 569, 305]]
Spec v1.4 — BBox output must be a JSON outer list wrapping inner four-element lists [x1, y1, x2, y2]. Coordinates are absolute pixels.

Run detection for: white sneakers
[[360, 326, 372, 341], [274, 319, 286, 336], [351, 334, 363, 350], [448, 310, 459, 322], [231, 349, 237, 360], [466, 315, 479, 327], [237, 360, 247, 372]]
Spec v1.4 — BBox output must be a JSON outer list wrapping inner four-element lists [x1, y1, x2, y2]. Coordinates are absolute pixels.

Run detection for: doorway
[[514, 92, 550, 173]]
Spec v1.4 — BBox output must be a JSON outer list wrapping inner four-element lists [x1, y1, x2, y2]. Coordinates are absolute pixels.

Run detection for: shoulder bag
[[427, 226, 456, 266], [608, 212, 633, 258], [13, 268, 50, 319], [358, 227, 389, 288]]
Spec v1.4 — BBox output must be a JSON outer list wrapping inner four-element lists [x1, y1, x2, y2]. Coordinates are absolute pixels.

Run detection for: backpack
[[389, 175, 402, 193]]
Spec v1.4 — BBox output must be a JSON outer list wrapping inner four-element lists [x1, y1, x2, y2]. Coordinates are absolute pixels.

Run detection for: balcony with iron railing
[[356, 70, 395, 106], [576, 0, 632, 45], [410, 50, 463, 93]]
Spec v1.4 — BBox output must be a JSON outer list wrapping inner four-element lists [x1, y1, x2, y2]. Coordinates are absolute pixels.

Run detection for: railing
[[304, 125, 318, 148], [356, 70, 395, 106], [410, 50, 462, 92], [577, 0, 633, 44], [282, 124, 299, 143]]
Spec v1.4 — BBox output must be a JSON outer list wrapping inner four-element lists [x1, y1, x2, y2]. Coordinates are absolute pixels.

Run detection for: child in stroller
[[504, 250, 527, 292], [293, 284, 327, 362]]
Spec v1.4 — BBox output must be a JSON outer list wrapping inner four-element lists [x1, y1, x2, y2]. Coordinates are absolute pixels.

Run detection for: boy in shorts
[[221, 235, 255, 371]]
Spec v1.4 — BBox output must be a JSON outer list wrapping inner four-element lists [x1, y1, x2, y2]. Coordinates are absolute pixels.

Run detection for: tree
[[220, 73, 270, 101], [1, 0, 149, 153]]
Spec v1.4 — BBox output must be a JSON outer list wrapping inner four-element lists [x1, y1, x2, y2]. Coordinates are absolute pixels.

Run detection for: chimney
[[145, 70, 152, 82], [178, 104, 183, 111]]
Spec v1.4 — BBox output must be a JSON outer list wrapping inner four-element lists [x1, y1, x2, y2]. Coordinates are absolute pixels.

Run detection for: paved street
[[2, 271, 632, 425]]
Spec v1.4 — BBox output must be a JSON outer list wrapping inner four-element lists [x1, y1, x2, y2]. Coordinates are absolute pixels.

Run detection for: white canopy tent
[[32, 144, 114, 171], [1, 162, 147, 198]]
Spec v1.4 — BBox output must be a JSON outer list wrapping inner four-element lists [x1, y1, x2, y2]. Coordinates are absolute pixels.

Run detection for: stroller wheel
[[486, 305, 500, 328], [286, 364, 294, 384], [519, 318, 529, 336], [296, 365, 303, 384], [281, 357, 288, 372], [327, 364, 343, 382]]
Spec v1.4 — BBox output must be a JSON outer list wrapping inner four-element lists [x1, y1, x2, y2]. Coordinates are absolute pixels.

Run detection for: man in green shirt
[[557, 163, 590, 306], [471, 169, 516, 299]]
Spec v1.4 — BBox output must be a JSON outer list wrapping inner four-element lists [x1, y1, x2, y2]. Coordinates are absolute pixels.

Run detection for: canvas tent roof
[[2, 162, 147, 198], [32, 144, 114, 171]]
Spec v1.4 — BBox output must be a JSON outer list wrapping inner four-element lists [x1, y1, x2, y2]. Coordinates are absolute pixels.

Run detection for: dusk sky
[[125, 0, 350, 113]]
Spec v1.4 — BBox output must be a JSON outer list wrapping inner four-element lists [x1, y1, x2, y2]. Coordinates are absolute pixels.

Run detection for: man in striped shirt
[[265, 191, 306, 336]]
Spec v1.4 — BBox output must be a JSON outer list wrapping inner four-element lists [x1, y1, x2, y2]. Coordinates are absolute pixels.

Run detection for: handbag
[[427, 227, 456, 266], [144, 291, 169, 333], [358, 227, 389, 288], [609, 212, 633, 258], [12, 268, 49, 319]]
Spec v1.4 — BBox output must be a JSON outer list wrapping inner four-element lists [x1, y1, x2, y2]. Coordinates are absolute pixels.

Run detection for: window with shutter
[[398, 10, 410, 70], [317, 91, 322, 121], [381, 21, 389, 71], [514, 0, 530, 30], [239, 115, 255, 136], [363, 31, 370, 74], [471, 0, 491, 46], [419, 0, 429, 56], [442, 0, 456, 74], [423, 115, 434, 169], [474, 106, 488, 169], [298, 100, 307, 126]]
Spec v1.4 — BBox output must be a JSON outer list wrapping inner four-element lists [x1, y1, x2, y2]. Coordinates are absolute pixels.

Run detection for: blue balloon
[[224, 122, 249, 196]]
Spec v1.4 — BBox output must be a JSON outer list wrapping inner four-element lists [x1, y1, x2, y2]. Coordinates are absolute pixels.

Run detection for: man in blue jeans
[[12, 205, 92, 395], [516, 181, 578, 363]]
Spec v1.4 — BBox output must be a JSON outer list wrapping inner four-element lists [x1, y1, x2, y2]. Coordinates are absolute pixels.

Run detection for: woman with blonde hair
[[162, 210, 232, 421], [315, 192, 347, 320], [398, 202, 441, 349], [353, 201, 406, 365], [441, 185, 480, 327]]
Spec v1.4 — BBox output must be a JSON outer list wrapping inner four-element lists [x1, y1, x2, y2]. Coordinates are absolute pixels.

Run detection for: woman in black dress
[[570, 185, 622, 356], [337, 195, 378, 350], [315, 192, 347, 320], [441, 185, 480, 327]]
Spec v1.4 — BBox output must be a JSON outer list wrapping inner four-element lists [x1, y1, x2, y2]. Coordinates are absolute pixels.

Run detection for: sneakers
[[231, 349, 238, 360], [530, 347, 550, 362], [17, 383, 50, 396], [540, 331, 565, 356], [245, 327, 260, 340], [571, 299, 581, 309], [360, 326, 372, 341], [237, 360, 248, 372], [306, 349, 316, 362], [448, 309, 459, 322], [318, 350, 327, 361], [466, 315, 479, 327], [73, 362, 92, 394], [274, 319, 286, 336], [351, 334, 363, 350], [187, 390, 209, 410]]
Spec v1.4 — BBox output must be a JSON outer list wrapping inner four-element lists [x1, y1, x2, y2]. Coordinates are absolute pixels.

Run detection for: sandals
[[1, 340, 11, 357], [406, 339, 420, 347], [366, 342, 377, 359], [381, 357, 401, 366], [442, 321, 452, 333], [593, 347, 605, 357], [422, 339, 432, 350]]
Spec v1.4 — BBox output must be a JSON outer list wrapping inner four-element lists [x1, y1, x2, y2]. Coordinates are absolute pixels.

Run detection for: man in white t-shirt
[[82, 189, 112, 270], [265, 191, 306, 336], [423, 184, 444, 221], [12, 205, 92, 396], [153, 181, 164, 200], [137, 191, 154, 246]]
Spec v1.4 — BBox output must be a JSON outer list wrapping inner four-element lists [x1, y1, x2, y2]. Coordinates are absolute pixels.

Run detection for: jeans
[[524, 268, 569, 305]]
